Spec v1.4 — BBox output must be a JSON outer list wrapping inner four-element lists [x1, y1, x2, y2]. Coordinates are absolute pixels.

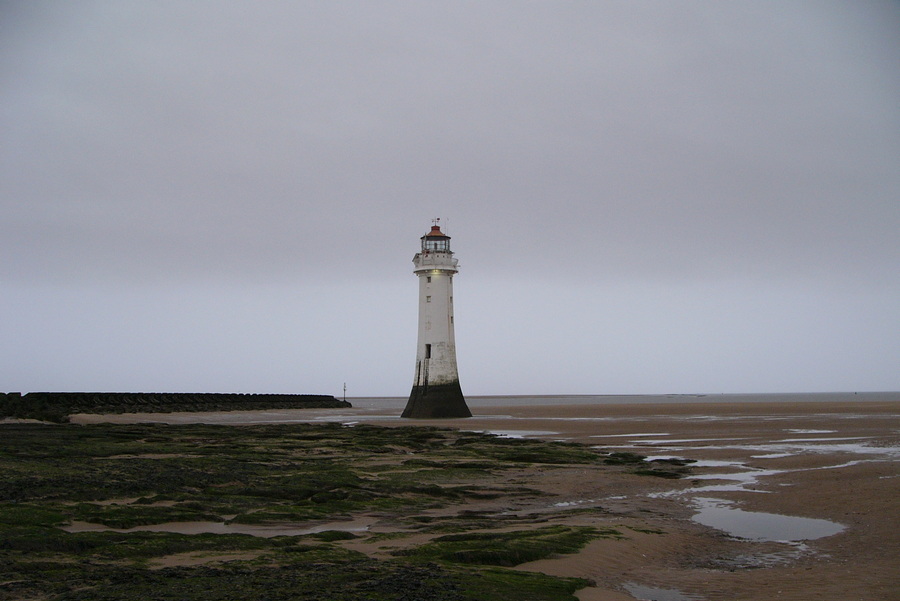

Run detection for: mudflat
[[56, 399, 900, 599]]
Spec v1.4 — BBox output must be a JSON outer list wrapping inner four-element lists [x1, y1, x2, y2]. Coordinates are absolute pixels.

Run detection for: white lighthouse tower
[[402, 220, 472, 418]]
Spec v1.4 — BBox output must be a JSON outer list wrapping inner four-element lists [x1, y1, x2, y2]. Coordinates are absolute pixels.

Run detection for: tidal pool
[[691, 497, 844, 542], [624, 582, 703, 601]]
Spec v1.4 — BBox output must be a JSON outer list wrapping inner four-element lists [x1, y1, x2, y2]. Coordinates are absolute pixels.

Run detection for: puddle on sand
[[653, 458, 738, 468], [638, 437, 747, 445], [475, 429, 559, 439], [624, 582, 703, 601], [552, 498, 601, 508], [775, 436, 869, 443], [689, 466, 784, 485], [691, 497, 844, 542], [591, 432, 671, 438], [785, 429, 835, 434], [650, 461, 784, 497]]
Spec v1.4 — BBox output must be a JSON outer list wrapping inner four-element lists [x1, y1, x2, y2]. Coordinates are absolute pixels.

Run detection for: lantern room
[[421, 225, 451, 253]]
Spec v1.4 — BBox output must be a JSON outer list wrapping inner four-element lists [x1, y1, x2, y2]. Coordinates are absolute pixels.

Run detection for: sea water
[[351, 391, 899, 410]]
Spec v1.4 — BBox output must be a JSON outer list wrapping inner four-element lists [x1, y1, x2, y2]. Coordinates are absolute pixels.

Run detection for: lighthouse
[[402, 221, 472, 418]]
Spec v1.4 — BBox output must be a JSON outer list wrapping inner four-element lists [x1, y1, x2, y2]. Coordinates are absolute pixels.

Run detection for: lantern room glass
[[423, 238, 450, 252]]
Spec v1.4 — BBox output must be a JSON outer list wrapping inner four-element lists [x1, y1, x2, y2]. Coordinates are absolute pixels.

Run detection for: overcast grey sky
[[2, 1, 898, 396]]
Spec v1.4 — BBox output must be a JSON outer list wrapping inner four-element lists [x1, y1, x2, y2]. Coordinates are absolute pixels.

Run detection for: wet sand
[[74, 399, 900, 600], [415, 401, 900, 601]]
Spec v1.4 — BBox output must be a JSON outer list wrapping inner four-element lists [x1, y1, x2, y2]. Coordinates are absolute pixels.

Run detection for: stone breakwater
[[0, 391, 350, 422]]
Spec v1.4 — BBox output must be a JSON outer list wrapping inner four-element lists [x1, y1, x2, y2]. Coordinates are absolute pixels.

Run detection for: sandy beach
[[73, 398, 900, 600]]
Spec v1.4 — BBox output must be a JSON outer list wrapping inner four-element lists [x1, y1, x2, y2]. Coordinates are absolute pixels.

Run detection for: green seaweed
[[0, 421, 622, 601], [459, 567, 590, 601], [71, 502, 222, 528], [602, 451, 647, 465], [393, 525, 609, 566], [632, 468, 687, 479]]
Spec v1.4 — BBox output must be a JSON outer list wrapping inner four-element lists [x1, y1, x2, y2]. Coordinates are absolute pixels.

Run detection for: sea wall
[[0, 392, 351, 422]]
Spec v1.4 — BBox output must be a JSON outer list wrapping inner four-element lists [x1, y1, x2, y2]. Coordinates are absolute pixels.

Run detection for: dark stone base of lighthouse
[[402, 382, 472, 418]]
